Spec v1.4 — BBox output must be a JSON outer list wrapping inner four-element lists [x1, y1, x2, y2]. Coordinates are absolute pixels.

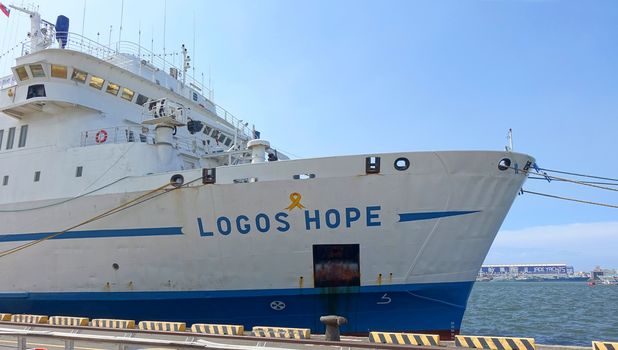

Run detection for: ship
[[0, 7, 534, 338]]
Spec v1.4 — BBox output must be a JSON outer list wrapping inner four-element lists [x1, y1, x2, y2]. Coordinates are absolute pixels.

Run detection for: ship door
[[312, 244, 360, 288]]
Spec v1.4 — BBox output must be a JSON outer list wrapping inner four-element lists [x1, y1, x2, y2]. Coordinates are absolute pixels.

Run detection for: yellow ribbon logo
[[285, 192, 305, 211]]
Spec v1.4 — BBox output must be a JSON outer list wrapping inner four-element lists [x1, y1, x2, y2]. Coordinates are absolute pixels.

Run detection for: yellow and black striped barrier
[[10, 314, 48, 324], [138, 320, 186, 332], [593, 341, 618, 350], [456, 335, 536, 350], [0, 313, 11, 321], [252, 326, 311, 339], [49, 316, 89, 326], [191, 323, 244, 336], [369, 332, 440, 346], [91, 318, 136, 329]]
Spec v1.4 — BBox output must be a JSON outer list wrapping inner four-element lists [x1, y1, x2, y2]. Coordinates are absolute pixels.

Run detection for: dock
[[0, 314, 611, 350]]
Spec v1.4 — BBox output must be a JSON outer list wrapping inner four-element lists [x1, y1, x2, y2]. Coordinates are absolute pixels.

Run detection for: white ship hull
[[0, 150, 533, 336]]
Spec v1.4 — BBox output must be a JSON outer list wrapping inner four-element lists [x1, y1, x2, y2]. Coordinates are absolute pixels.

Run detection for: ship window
[[217, 133, 226, 143], [34, 171, 40, 182], [224, 138, 232, 147], [2, 176, 7, 186], [51, 64, 68, 78], [18, 125, 28, 148], [203, 125, 212, 135], [121, 87, 135, 101], [89, 75, 105, 90], [106, 82, 120, 96], [75, 166, 83, 177], [30, 64, 45, 78], [71, 69, 88, 83], [29, 64, 46, 78], [6, 127, 15, 150], [192, 91, 198, 101], [27, 84, 46, 99], [0, 130, 3, 150], [15, 66, 29, 81], [135, 94, 149, 106]]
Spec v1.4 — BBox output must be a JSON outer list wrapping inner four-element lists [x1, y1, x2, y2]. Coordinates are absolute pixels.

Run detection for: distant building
[[480, 264, 574, 277]]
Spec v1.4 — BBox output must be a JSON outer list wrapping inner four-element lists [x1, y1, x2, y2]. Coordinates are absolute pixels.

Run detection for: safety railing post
[[17, 336, 26, 350]]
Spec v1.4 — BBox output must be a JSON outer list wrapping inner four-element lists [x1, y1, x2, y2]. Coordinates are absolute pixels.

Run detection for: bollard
[[320, 315, 347, 341]]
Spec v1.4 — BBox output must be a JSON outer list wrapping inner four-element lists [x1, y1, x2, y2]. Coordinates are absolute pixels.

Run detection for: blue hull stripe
[[0, 227, 183, 242], [398, 211, 479, 222], [0, 281, 474, 335]]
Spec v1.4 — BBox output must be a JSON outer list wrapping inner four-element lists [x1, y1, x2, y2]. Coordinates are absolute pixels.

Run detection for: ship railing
[[0, 74, 16, 90], [19, 32, 255, 141], [80, 126, 155, 147]]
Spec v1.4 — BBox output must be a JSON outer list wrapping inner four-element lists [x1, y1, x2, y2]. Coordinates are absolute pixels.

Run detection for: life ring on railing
[[95, 129, 108, 144]]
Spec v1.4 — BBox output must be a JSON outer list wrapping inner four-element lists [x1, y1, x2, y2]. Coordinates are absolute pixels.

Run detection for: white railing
[[20, 32, 256, 141], [0, 74, 16, 90], [80, 126, 154, 147]]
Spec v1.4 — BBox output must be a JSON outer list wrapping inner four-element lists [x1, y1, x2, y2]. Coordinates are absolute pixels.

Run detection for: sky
[[0, 0, 616, 271]]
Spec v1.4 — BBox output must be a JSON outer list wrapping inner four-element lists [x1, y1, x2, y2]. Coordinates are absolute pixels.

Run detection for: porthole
[[498, 158, 511, 171], [112, 263, 119, 270], [170, 174, 184, 187], [394, 157, 410, 171]]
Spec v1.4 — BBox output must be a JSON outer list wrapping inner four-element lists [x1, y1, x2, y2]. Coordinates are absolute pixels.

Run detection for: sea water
[[461, 282, 618, 346]]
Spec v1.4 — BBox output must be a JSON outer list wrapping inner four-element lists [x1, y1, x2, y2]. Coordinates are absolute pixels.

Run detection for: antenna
[[118, 0, 124, 44], [163, 0, 166, 73], [192, 13, 196, 84], [182, 44, 190, 85], [108, 25, 112, 48], [506, 128, 513, 152], [81, 0, 86, 38]]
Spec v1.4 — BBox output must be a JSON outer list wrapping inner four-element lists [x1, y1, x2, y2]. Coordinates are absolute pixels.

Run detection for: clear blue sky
[[1, 0, 616, 271]]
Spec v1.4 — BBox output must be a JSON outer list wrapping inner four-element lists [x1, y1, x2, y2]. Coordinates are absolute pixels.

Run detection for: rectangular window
[[2, 176, 7, 186], [203, 126, 212, 135], [51, 64, 68, 78], [89, 75, 105, 90], [135, 94, 149, 106], [106, 82, 120, 96], [15, 66, 29, 81], [6, 127, 15, 150], [27, 84, 46, 99], [34, 171, 40, 182], [71, 69, 88, 83], [0, 130, 3, 150], [75, 166, 83, 177], [29, 64, 46, 78], [192, 92, 198, 101], [18, 125, 28, 148], [121, 87, 135, 101], [224, 138, 232, 147]]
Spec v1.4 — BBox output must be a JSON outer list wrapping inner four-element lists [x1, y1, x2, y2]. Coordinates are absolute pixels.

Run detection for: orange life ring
[[95, 129, 108, 144]]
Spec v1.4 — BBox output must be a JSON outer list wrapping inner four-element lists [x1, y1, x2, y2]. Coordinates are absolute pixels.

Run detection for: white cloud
[[484, 221, 618, 272]]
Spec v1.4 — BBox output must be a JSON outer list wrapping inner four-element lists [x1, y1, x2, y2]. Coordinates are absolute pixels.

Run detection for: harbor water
[[461, 282, 618, 346]]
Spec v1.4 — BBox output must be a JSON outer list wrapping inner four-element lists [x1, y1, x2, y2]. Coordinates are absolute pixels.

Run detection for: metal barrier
[[191, 323, 244, 336], [455, 335, 536, 350], [91, 318, 135, 329], [593, 341, 618, 350], [369, 331, 440, 346], [49, 316, 89, 327], [138, 320, 186, 332], [10, 314, 48, 324], [252, 326, 311, 339]]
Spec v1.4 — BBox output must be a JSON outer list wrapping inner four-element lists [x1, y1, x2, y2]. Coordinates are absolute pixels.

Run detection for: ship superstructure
[[0, 8, 534, 337]]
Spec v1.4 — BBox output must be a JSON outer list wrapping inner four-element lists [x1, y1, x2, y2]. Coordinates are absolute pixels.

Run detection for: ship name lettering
[[196, 206, 380, 237]]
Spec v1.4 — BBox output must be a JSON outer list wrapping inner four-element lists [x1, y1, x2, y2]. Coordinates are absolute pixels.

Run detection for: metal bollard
[[320, 315, 347, 341]]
